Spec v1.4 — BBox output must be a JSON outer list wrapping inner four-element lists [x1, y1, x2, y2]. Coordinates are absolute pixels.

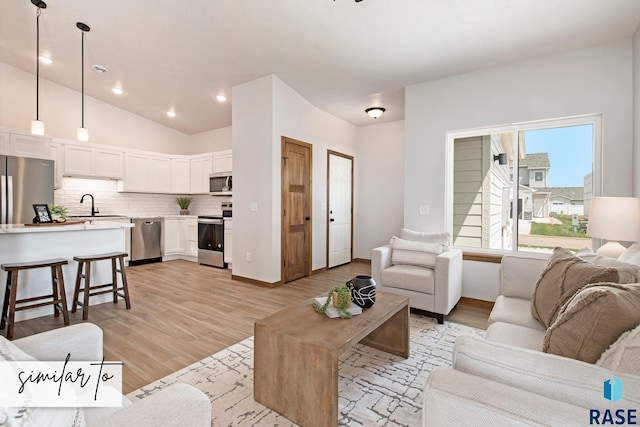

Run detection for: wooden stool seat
[[1, 258, 70, 340], [72, 252, 131, 320]]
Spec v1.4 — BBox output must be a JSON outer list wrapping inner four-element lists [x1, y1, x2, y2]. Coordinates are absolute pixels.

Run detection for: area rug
[[128, 314, 483, 426]]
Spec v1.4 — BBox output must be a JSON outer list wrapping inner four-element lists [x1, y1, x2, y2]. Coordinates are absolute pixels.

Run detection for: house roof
[[520, 153, 550, 169], [546, 187, 584, 201]]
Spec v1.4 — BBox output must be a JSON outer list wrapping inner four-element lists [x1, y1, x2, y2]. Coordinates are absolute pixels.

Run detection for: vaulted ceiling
[[2, 1, 640, 135]]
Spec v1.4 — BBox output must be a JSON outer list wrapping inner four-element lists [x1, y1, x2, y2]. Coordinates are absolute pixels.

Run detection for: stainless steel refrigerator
[[1, 155, 54, 225]]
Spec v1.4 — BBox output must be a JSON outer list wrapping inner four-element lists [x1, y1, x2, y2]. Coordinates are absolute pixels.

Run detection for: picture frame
[[33, 204, 53, 224]]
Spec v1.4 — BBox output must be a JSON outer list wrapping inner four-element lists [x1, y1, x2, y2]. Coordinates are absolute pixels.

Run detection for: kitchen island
[[0, 221, 134, 322]]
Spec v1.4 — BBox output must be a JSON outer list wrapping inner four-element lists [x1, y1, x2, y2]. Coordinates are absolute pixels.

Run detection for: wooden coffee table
[[254, 291, 410, 427]]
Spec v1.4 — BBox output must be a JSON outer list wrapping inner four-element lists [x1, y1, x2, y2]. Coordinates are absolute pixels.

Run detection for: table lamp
[[587, 197, 640, 258]]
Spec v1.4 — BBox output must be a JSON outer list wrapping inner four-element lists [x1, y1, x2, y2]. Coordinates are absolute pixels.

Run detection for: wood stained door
[[281, 137, 312, 283]]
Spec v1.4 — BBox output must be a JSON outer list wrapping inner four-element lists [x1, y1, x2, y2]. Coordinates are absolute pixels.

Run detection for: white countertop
[[0, 221, 134, 234]]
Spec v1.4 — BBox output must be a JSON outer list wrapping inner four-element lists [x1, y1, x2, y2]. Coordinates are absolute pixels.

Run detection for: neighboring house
[[519, 153, 550, 219], [547, 187, 584, 216]]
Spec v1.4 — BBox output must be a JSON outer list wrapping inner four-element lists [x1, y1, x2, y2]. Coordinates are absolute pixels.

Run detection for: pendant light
[[30, 0, 47, 136], [76, 22, 90, 141]]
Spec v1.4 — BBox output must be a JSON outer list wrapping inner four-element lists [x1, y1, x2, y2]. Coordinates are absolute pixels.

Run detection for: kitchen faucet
[[80, 193, 99, 216]]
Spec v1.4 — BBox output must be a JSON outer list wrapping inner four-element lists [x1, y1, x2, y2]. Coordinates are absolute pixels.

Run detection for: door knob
[[305, 216, 310, 221], [330, 218, 335, 222]]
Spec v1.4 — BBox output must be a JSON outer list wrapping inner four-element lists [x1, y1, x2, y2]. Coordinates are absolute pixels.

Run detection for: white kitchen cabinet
[[190, 155, 212, 194], [0, 132, 9, 153], [212, 150, 232, 174], [62, 144, 123, 179], [94, 148, 123, 179], [50, 142, 64, 189], [148, 156, 171, 193], [224, 219, 232, 264], [164, 218, 186, 256], [171, 158, 191, 194], [121, 153, 148, 192], [64, 144, 94, 176], [185, 218, 198, 258], [9, 133, 51, 159]]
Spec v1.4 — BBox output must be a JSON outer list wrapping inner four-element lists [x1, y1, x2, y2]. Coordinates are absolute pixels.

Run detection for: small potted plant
[[48, 204, 68, 222], [175, 197, 192, 215], [313, 285, 352, 319]]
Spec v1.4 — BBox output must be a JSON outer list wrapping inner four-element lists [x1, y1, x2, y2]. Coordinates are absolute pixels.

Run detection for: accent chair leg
[[436, 313, 444, 324]]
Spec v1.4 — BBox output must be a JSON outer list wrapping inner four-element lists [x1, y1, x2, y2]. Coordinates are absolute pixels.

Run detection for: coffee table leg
[[360, 304, 410, 358], [255, 323, 339, 427]]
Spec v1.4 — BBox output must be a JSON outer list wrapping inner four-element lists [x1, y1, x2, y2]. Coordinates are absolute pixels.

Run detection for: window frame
[[445, 114, 602, 255]]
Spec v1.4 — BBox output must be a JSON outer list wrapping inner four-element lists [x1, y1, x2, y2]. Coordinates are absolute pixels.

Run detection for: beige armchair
[[371, 229, 462, 324]]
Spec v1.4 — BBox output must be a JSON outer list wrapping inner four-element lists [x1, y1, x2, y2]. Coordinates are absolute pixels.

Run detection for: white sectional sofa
[[1, 323, 211, 426], [423, 253, 640, 426]]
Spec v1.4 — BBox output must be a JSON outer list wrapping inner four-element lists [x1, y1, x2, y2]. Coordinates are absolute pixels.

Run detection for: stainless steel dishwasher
[[130, 217, 163, 265]]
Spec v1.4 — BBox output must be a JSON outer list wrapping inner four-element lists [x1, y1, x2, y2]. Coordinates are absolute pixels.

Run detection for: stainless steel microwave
[[210, 173, 232, 195]]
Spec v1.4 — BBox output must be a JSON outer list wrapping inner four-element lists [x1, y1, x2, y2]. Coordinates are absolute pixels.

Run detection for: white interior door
[[328, 152, 353, 268]]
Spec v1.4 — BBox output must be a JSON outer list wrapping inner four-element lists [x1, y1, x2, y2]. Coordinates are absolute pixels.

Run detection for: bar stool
[[72, 252, 131, 320], [1, 258, 70, 340]]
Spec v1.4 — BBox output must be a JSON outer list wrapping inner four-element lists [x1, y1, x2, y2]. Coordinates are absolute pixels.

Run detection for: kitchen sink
[[69, 214, 129, 218]]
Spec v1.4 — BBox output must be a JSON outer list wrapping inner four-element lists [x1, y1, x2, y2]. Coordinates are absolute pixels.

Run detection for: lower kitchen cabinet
[[164, 218, 185, 255], [185, 218, 198, 258], [224, 219, 232, 264]]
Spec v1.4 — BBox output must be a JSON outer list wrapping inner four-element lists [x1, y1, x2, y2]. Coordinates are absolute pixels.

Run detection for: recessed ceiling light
[[111, 87, 124, 96], [38, 55, 53, 65], [216, 94, 227, 103], [166, 111, 176, 118], [92, 64, 108, 74]]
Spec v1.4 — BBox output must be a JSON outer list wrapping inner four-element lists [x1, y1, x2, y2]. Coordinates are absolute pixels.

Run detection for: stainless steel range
[[198, 203, 231, 268]]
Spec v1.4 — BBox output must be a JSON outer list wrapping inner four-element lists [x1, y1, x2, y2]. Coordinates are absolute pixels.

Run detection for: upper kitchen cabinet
[[190, 155, 212, 194], [61, 141, 124, 179], [212, 150, 232, 174], [119, 152, 171, 193], [0, 130, 50, 160], [171, 158, 191, 194]]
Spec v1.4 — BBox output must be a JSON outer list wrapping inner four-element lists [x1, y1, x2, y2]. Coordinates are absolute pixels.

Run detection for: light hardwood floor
[[11, 260, 491, 394]]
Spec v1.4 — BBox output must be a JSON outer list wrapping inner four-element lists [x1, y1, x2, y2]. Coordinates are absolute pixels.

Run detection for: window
[[447, 115, 600, 254]]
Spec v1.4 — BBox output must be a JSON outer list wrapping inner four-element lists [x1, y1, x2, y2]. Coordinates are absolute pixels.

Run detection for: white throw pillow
[[579, 253, 640, 284], [0, 335, 86, 427], [596, 324, 640, 375], [390, 236, 448, 268], [400, 228, 450, 245], [619, 243, 640, 266]]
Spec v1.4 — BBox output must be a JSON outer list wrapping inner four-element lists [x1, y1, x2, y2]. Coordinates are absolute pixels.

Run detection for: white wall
[[232, 75, 357, 283], [405, 40, 634, 233], [354, 120, 404, 259], [190, 126, 232, 154], [634, 28, 640, 197]]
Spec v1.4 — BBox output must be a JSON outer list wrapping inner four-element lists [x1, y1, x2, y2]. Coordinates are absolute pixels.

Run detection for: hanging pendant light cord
[[36, 7, 40, 121], [81, 30, 84, 128]]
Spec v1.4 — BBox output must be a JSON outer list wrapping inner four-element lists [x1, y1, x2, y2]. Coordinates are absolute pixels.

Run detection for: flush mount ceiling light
[[111, 87, 124, 96], [216, 94, 227, 103], [166, 110, 176, 118], [365, 107, 385, 119], [30, 0, 47, 136], [38, 55, 52, 65], [77, 22, 90, 142]]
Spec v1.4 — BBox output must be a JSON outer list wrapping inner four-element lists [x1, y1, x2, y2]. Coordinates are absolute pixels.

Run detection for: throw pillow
[[579, 253, 640, 284], [390, 236, 448, 268], [596, 324, 640, 375], [543, 283, 640, 364], [619, 243, 640, 266], [400, 228, 450, 245], [0, 335, 86, 426], [531, 247, 619, 328]]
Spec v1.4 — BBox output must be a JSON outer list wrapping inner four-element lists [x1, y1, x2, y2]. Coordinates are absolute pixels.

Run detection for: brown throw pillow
[[543, 283, 640, 363], [531, 247, 619, 327]]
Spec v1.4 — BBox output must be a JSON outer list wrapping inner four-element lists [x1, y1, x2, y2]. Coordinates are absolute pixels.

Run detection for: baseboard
[[312, 267, 328, 274], [352, 258, 371, 265], [231, 274, 282, 288]]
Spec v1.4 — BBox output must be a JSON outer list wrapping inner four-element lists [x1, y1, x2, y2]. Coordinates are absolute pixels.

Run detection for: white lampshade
[[31, 120, 45, 136], [77, 127, 89, 142], [588, 197, 640, 257]]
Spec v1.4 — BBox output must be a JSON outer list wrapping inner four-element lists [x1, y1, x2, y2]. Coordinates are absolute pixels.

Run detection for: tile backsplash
[[55, 178, 230, 217]]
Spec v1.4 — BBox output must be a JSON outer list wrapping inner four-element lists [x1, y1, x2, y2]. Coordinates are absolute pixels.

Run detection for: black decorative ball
[[346, 275, 376, 308]]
